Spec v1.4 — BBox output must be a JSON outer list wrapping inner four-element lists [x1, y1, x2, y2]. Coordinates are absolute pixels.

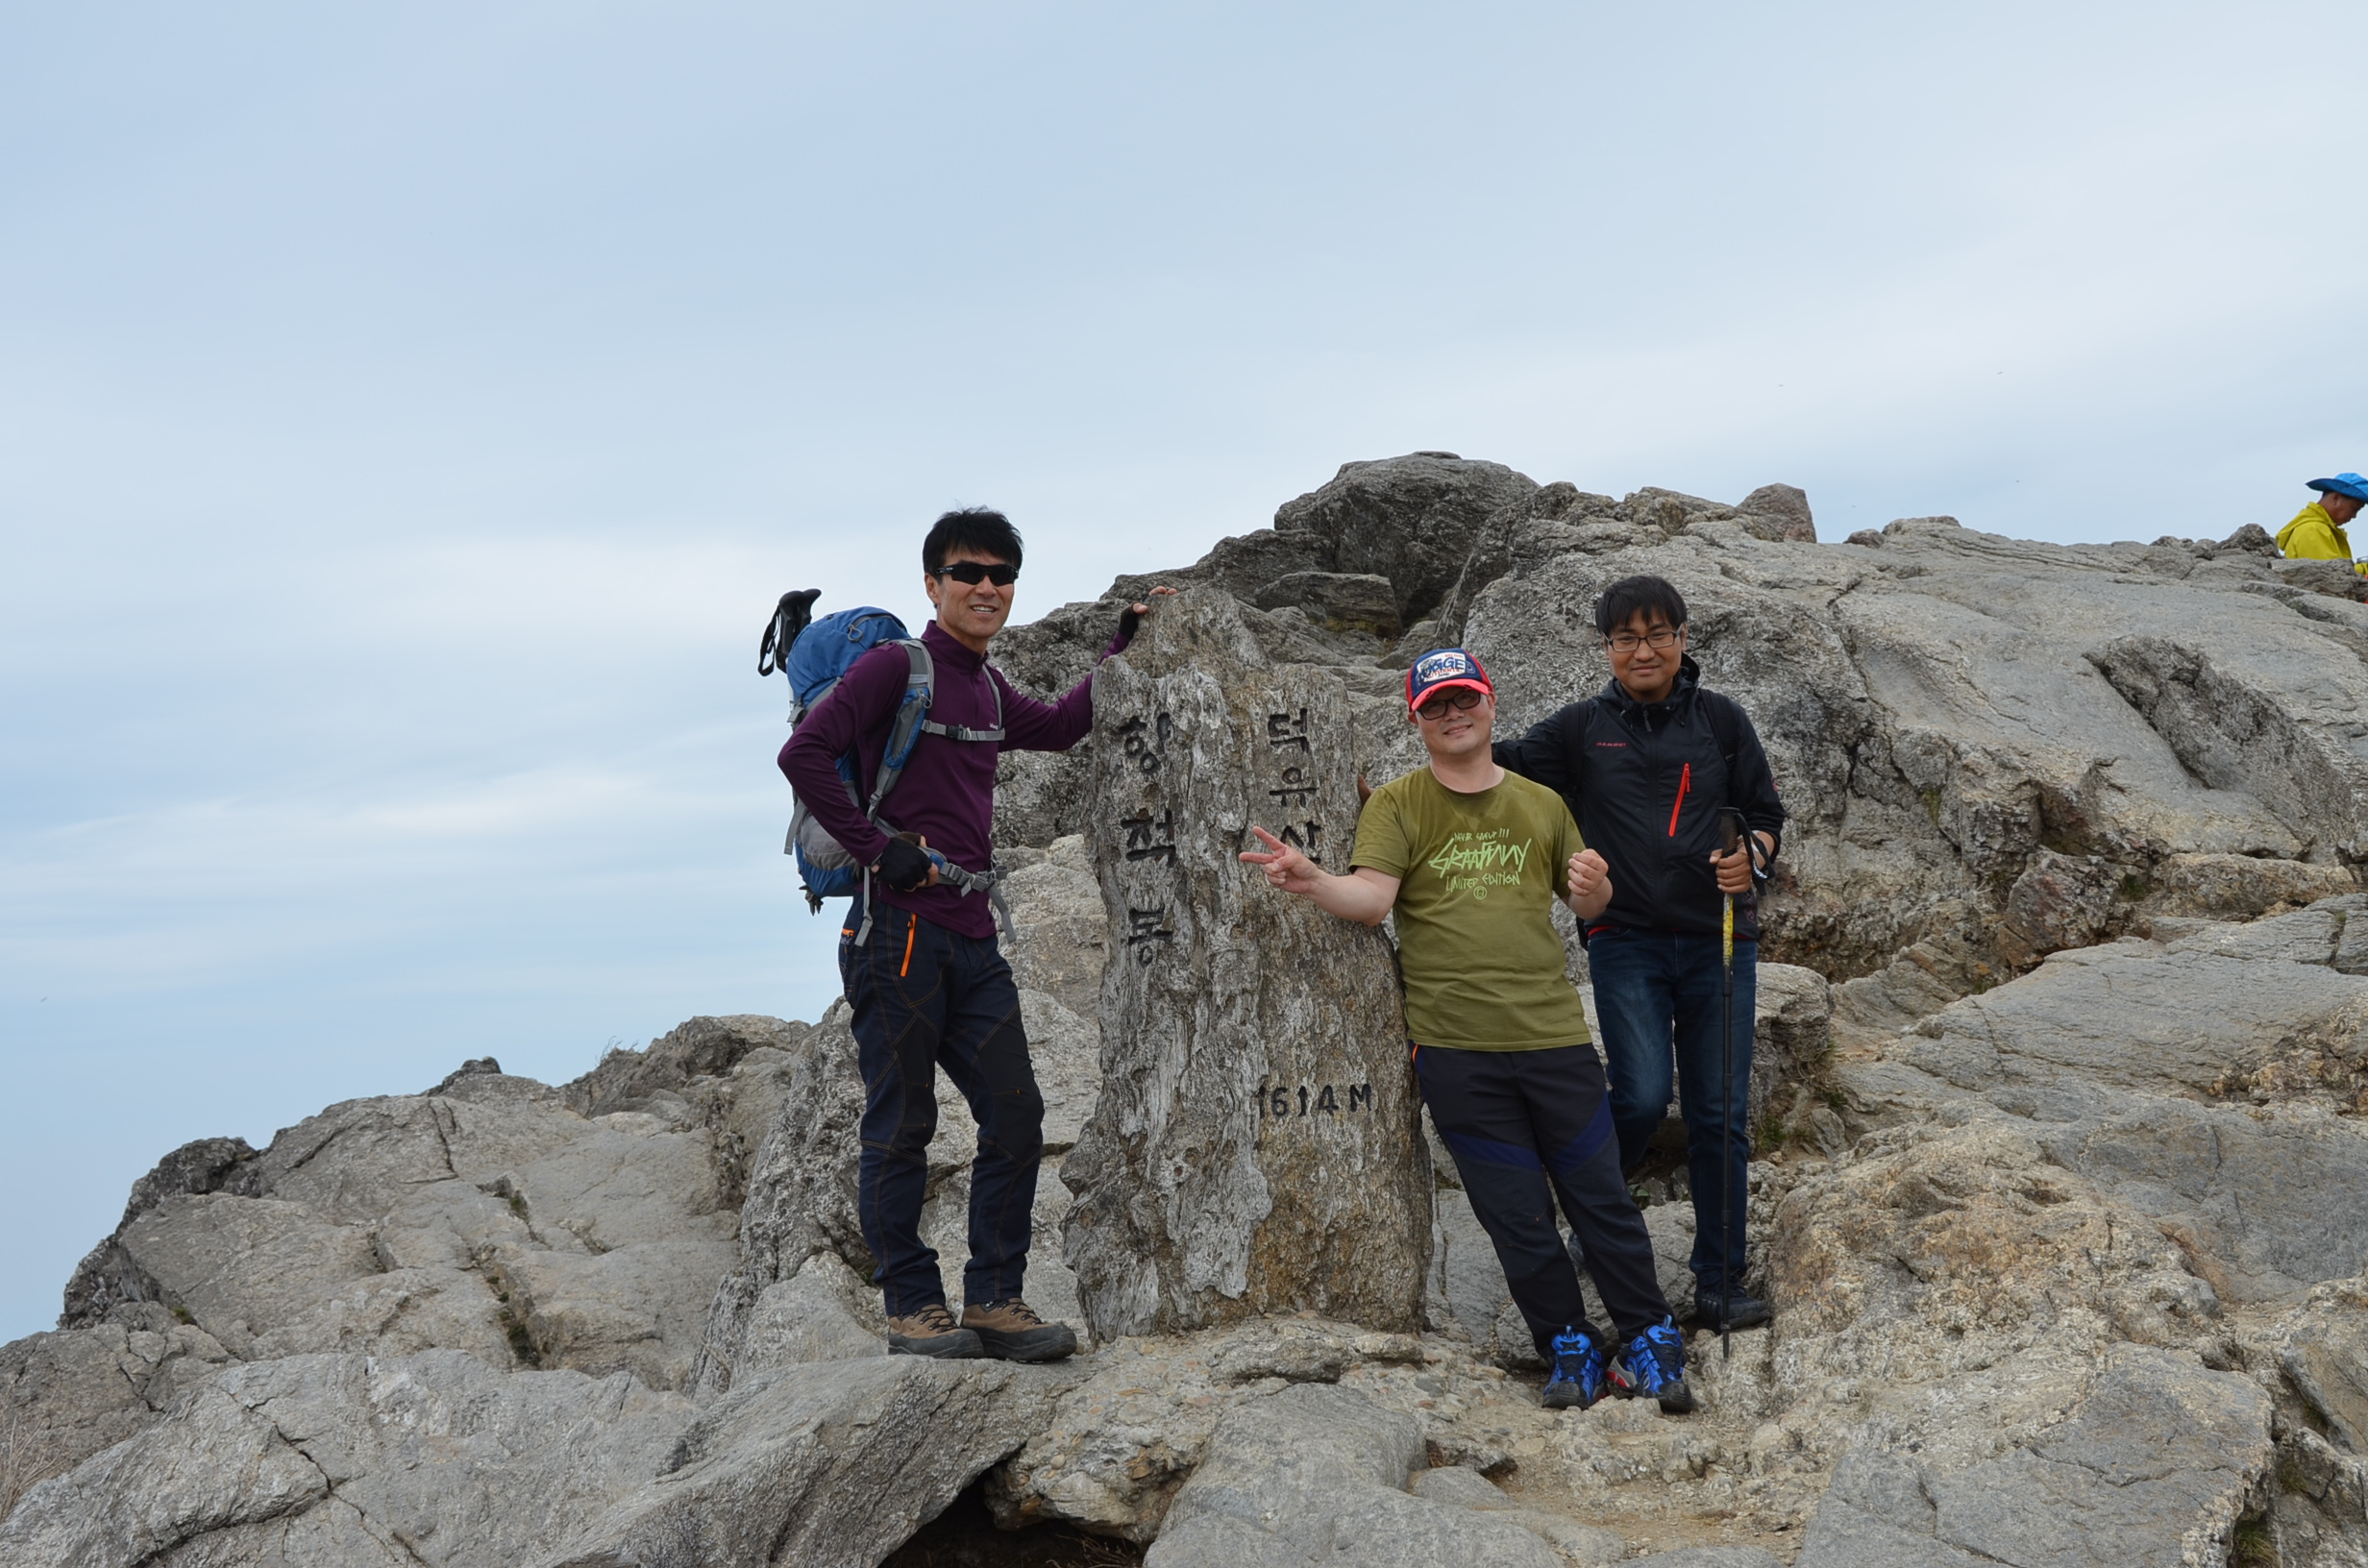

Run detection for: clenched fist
[[1566, 848, 1609, 902]]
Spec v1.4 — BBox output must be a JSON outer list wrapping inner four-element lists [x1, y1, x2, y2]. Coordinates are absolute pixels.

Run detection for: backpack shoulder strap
[[1701, 689, 1741, 765], [917, 655, 1007, 743], [1564, 694, 1607, 771], [1694, 688, 1749, 796], [864, 641, 938, 817]]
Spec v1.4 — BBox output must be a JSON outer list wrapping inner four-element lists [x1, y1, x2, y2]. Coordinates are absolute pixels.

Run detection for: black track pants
[[840, 899, 1044, 1317], [1414, 1041, 1670, 1359]]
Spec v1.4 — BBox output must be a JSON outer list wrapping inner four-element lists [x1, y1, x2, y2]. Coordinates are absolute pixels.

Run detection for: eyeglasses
[[932, 561, 1019, 587], [1414, 687, 1486, 721], [1604, 627, 1681, 653]]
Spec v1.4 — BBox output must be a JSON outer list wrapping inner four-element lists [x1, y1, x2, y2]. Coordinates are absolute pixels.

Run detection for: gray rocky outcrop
[[0, 1350, 691, 1568], [1063, 589, 1430, 1339], [545, 1358, 1084, 1568], [1794, 1351, 2273, 1568], [12, 453, 2368, 1566], [1144, 1383, 1566, 1568]]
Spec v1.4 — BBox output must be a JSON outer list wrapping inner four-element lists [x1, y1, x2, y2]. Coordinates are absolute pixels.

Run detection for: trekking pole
[[1717, 808, 1743, 1363]]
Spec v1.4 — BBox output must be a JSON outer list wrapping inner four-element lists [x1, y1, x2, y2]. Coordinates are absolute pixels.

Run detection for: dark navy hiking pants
[[1586, 928, 1756, 1298], [1413, 1041, 1670, 1359], [840, 898, 1044, 1317]]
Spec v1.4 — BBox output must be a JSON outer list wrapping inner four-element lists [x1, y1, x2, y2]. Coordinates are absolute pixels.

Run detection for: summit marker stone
[[1062, 588, 1431, 1339]]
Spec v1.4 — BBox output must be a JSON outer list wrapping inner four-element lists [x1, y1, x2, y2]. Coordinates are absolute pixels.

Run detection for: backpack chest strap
[[919, 718, 1006, 743], [916, 660, 1006, 743]]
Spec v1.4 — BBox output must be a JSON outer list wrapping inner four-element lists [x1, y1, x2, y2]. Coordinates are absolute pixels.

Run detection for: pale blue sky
[[4, 2, 2363, 1339]]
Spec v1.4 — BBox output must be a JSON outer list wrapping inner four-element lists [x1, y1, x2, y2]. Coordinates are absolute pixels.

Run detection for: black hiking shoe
[[1610, 1316, 1694, 1414], [1690, 1288, 1772, 1332], [885, 1303, 983, 1359], [963, 1299, 1078, 1363]]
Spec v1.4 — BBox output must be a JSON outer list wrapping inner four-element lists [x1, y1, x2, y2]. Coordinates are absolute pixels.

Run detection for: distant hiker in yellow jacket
[[2278, 474, 2368, 574]]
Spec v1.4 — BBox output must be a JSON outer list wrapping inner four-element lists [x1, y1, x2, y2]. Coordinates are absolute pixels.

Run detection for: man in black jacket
[[1493, 575, 1786, 1330]]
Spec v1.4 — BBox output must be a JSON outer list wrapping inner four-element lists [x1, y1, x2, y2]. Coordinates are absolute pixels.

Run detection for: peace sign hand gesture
[[1240, 824, 1320, 896]]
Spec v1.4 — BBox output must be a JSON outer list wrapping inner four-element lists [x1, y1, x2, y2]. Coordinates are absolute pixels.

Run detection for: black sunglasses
[[932, 561, 1019, 587]]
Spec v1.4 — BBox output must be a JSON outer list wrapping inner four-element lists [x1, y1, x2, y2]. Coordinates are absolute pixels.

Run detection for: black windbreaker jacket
[[1492, 656, 1787, 941]]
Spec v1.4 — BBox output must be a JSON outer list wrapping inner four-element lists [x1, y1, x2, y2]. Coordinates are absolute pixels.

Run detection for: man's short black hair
[[922, 507, 1024, 575], [1592, 575, 1689, 637]]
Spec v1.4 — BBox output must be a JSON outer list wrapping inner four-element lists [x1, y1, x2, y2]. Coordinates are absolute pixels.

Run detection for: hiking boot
[[1690, 1288, 1772, 1332], [884, 1303, 982, 1360], [1610, 1316, 1694, 1414], [963, 1300, 1078, 1363], [1540, 1326, 1608, 1411]]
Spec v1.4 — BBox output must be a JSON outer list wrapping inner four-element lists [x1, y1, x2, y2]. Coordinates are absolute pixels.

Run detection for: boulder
[[1995, 849, 2125, 968], [0, 1311, 233, 1519], [1737, 483, 1817, 544], [0, 1350, 690, 1568], [729, 1253, 886, 1376], [60, 1137, 258, 1328], [1064, 588, 1430, 1339], [998, 835, 1109, 1025], [2142, 849, 2359, 919], [2273, 556, 2368, 601], [690, 1003, 868, 1396], [1272, 453, 1540, 628], [1862, 926, 2368, 1301], [1752, 960, 1833, 1133], [1770, 1119, 2216, 1391], [1251, 572, 1402, 639], [1143, 1383, 1565, 1568], [2280, 1277, 2368, 1455], [1407, 1466, 1627, 1567], [564, 1016, 807, 1119], [544, 1358, 1084, 1568], [1794, 1350, 2272, 1568]]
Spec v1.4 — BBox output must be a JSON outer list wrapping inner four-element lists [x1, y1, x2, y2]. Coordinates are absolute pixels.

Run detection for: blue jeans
[[1586, 927, 1756, 1297], [840, 898, 1044, 1317]]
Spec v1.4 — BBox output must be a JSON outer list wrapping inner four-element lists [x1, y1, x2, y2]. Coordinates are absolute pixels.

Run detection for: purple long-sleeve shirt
[[779, 619, 1123, 940]]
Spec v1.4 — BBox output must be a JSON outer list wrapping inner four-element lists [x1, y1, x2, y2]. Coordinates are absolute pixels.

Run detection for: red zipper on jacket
[[1667, 762, 1691, 836]]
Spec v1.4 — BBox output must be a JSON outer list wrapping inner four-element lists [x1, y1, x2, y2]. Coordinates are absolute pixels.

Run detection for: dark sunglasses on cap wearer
[[932, 561, 1020, 587], [1415, 688, 1487, 722]]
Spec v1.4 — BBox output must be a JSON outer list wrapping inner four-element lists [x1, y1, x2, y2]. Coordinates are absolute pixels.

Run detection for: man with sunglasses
[[1241, 648, 1691, 1413], [1492, 575, 1787, 1334], [780, 507, 1169, 1363]]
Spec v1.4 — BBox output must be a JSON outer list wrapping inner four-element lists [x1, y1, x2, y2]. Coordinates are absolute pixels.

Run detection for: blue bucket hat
[[2308, 473, 2368, 502]]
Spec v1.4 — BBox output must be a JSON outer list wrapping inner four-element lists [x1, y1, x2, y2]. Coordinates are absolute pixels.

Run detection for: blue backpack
[[757, 591, 1010, 940]]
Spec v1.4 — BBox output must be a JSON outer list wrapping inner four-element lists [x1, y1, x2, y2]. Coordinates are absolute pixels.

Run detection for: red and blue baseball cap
[[1406, 647, 1492, 714]]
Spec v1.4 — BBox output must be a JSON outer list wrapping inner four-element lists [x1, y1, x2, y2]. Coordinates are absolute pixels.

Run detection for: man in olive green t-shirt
[[1241, 647, 1690, 1413]]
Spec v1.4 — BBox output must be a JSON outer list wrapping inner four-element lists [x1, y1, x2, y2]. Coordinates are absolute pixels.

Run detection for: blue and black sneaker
[[1540, 1326, 1607, 1410], [1610, 1315, 1694, 1413]]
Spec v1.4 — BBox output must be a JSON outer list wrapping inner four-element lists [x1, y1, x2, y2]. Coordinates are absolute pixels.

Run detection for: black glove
[[1117, 603, 1144, 646], [876, 836, 935, 893]]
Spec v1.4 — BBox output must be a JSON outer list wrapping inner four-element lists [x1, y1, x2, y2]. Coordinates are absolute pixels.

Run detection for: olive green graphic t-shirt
[[1350, 767, 1593, 1051]]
